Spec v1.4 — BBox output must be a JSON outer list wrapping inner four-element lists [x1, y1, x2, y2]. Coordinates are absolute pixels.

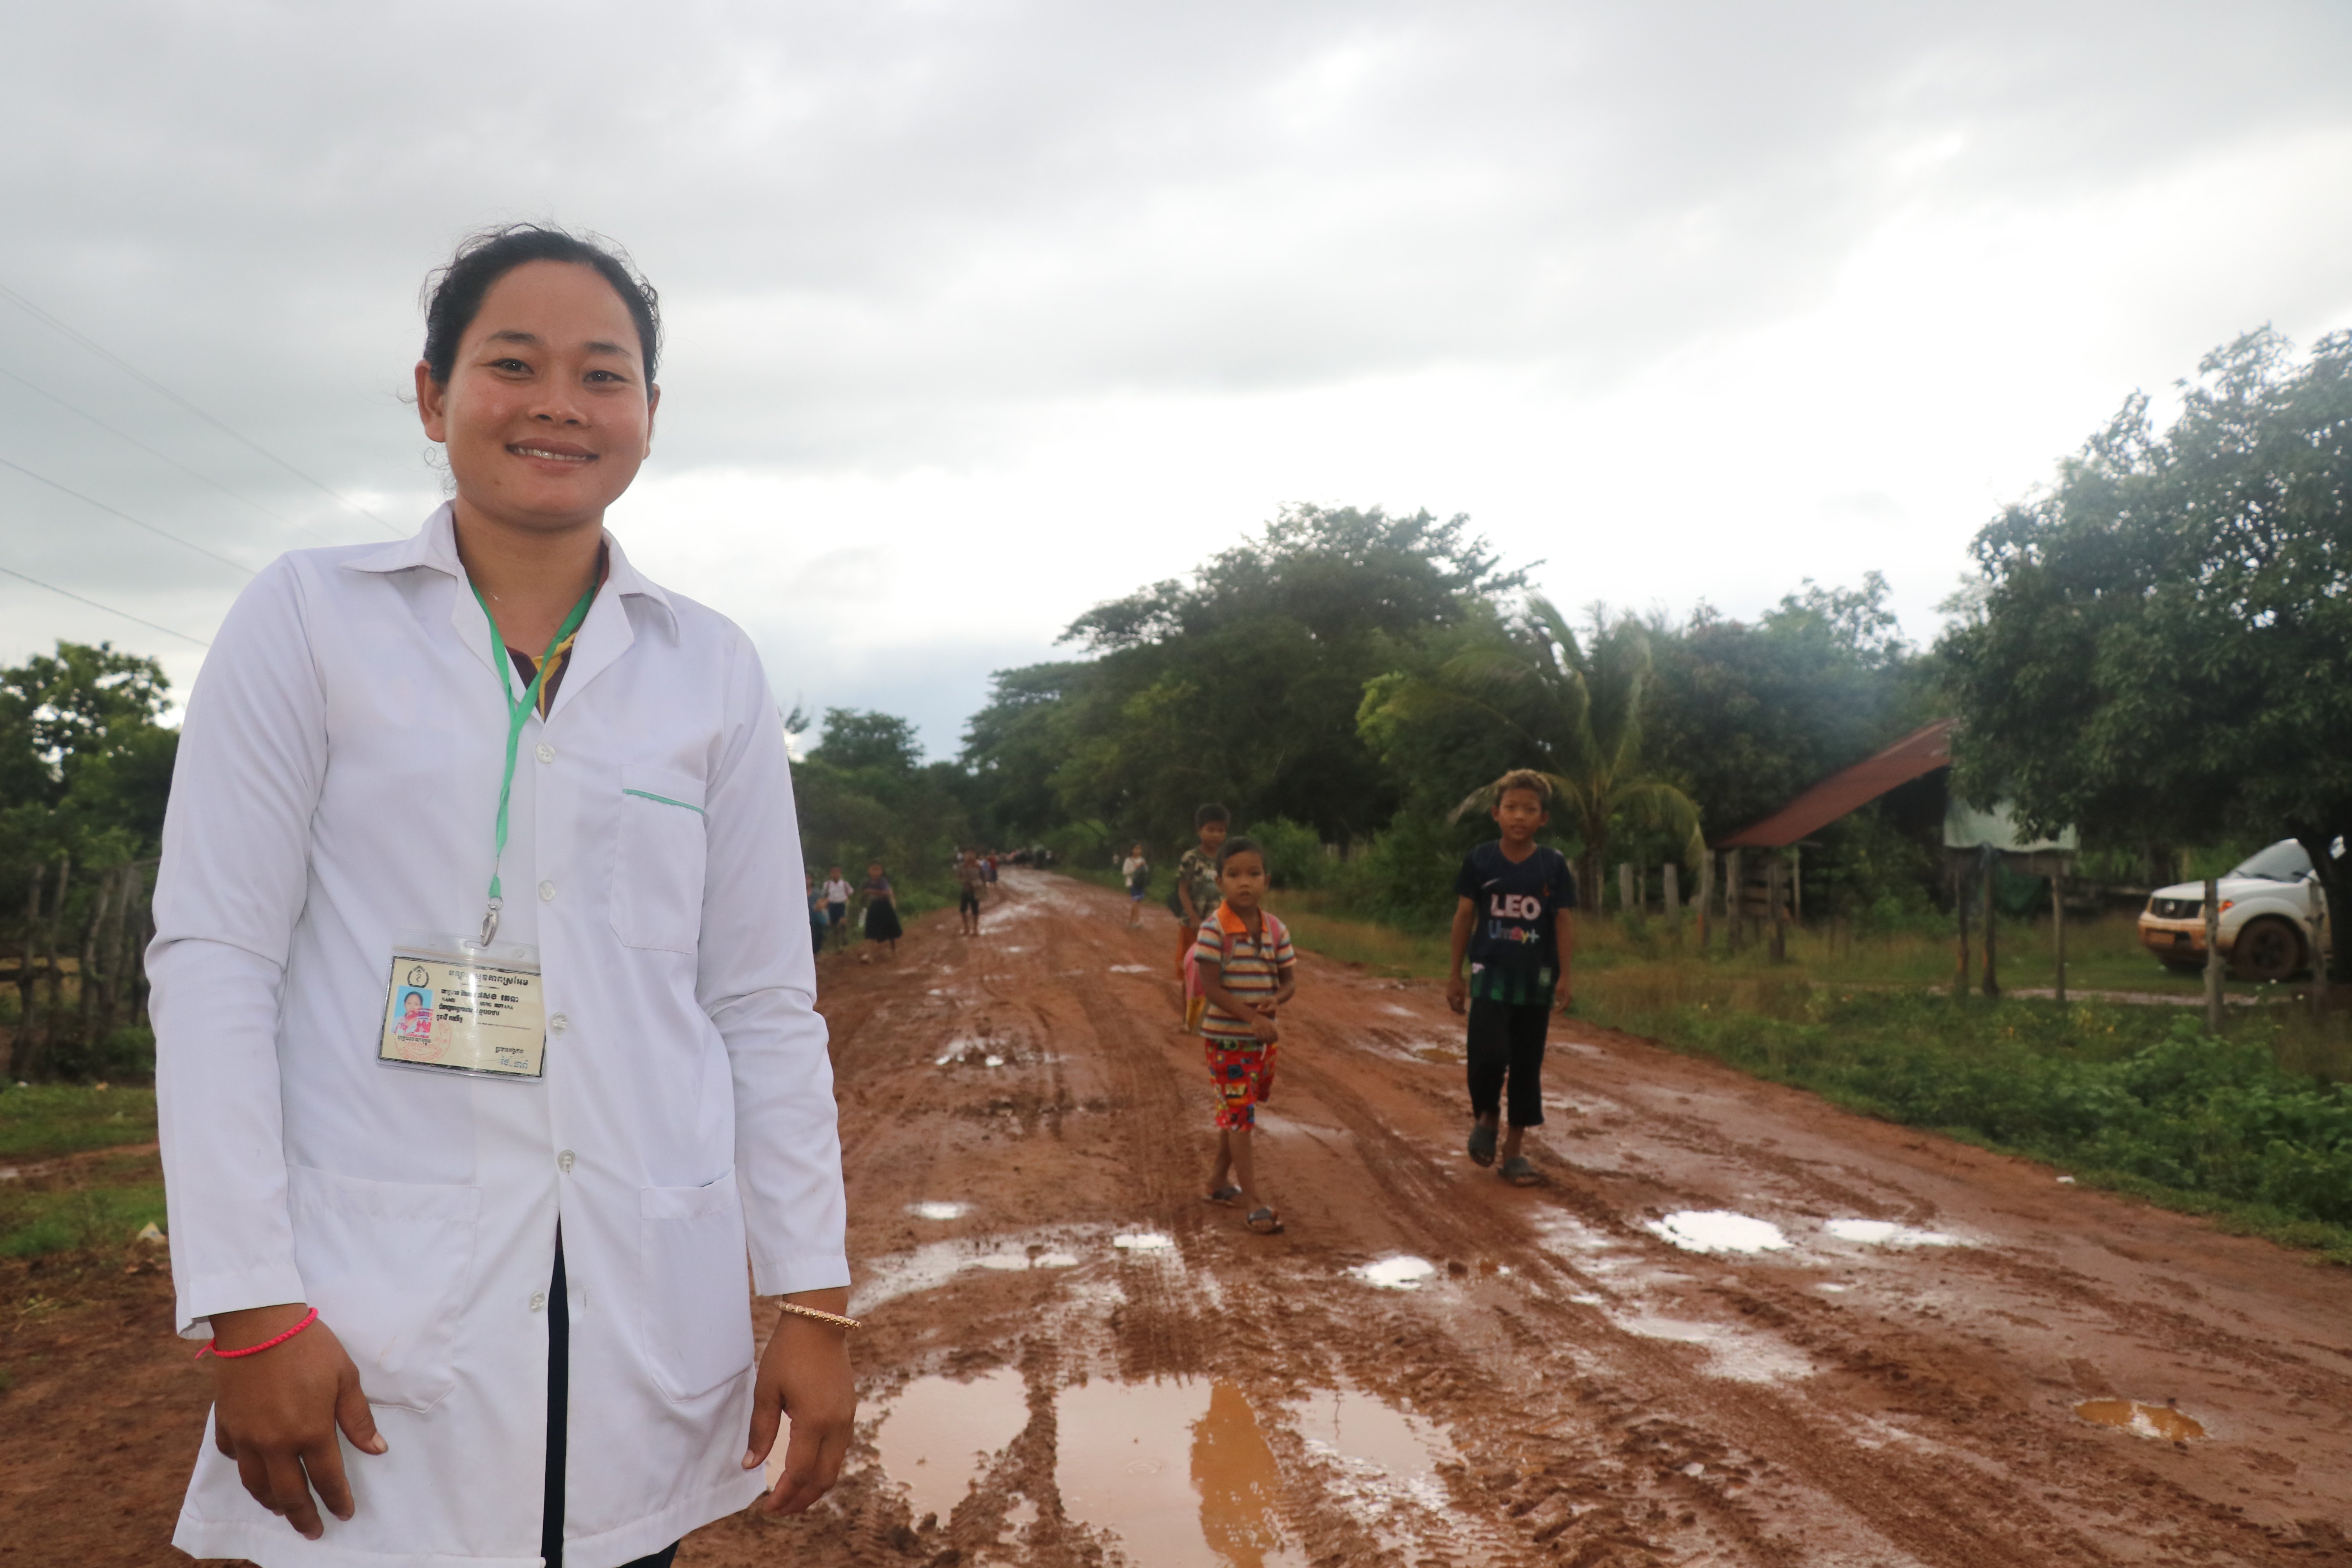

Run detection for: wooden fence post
[[1767, 857, 1787, 964], [1663, 862, 1681, 932], [1697, 854, 1713, 951], [1954, 855, 1971, 998], [1618, 862, 1635, 918], [2203, 875, 2224, 1034], [1726, 850, 1744, 953], [1981, 846, 2000, 998], [2051, 868, 2067, 1005], [2311, 877, 2329, 1020]]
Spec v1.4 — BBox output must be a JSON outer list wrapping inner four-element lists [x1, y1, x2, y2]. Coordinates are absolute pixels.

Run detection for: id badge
[[379, 933, 548, 1080]]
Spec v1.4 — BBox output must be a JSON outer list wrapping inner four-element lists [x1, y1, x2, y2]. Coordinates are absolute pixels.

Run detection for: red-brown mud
[[5, 869, 2346, 1565]]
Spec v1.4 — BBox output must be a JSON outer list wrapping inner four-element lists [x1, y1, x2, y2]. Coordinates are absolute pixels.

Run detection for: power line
[[0, 278, 405, 538], [0, 453, 256, 577], [0, 360, 343, 546], [0, 561, 213, 648]]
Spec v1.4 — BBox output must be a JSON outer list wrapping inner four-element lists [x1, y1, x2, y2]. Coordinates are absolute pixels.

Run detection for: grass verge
[[0, 1083, 160, 1160]]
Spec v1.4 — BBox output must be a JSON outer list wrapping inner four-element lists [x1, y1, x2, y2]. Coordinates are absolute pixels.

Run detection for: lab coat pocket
[[638, 1170, 755, 1401], [613, 766, 708, 954], [286, 1165, 481, 1414]]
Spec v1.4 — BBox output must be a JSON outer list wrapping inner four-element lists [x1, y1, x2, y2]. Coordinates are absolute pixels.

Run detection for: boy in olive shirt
[[1446, 770, 1576, 1185], [1171, 803, 1230, 1029]]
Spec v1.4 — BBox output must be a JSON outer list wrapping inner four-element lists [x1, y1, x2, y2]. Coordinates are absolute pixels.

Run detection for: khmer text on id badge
[[379, 935, 547, 1080]]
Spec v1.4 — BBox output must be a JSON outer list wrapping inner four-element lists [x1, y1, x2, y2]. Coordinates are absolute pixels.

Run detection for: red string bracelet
[[196, 1306, 319, 1362]]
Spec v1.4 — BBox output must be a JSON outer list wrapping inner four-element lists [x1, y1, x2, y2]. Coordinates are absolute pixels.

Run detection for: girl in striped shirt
[[1192, 836, 1297, 1235]]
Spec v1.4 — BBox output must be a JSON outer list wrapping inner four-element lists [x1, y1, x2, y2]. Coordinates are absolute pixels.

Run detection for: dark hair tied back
[[421, 223, 662, 386]]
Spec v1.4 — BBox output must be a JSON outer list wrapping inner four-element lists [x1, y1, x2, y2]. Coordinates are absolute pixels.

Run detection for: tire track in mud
[[679, 872, 2352, 1568]]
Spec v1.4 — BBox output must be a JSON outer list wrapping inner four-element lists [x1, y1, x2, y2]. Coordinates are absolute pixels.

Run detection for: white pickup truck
[[2136, 838, 2338, 982]]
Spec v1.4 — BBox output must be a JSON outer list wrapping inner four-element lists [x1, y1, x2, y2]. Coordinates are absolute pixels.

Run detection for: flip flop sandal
[[1204, 1185, 1242, 1205], [1467, 1123, 1498, 1167], [1499, 1155, 1540, 1187], [1245, 1207, 1285, 1235]]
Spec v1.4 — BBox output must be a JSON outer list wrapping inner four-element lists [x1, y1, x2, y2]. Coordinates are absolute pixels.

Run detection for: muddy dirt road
[[7, 869, 2347, 1566], [689, 871, 2351, 1566]]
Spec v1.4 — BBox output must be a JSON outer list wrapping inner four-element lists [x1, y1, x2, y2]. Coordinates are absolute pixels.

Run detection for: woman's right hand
[[207, 1305, 386, 1539]]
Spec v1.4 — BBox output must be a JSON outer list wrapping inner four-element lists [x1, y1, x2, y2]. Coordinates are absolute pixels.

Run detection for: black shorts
[[959, 889, 982, 914], [1466, 996, 1551, 1127]]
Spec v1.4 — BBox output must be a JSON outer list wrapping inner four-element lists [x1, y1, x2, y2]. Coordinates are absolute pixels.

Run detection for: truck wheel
[[2230, 917, 2304, 984]]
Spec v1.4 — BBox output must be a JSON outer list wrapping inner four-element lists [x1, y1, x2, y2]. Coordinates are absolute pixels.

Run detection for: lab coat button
[[535, 742, 555, 764], [529, 1292, 548, 1312], [548, 1013, 569, 1035], [538, 880, 556, 902], [557, 1149, 576, 1173]]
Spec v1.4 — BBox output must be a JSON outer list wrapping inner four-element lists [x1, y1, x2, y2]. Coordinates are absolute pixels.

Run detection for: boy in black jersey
[[1446, 769, 1576, 1185]]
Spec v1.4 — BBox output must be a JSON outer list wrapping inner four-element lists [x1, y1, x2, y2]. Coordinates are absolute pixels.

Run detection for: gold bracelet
[[777, 1301, 861, 1332]]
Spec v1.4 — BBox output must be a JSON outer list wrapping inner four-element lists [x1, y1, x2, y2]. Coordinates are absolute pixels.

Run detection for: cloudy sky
[[4, 2, 2349, 753]]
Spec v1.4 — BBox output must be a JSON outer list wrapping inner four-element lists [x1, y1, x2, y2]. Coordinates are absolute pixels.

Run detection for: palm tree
[[1368, 597, 1701, 910]]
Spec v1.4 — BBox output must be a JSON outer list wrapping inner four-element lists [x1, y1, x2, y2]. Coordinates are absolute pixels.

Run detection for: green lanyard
[[468, 577, 599, 947]]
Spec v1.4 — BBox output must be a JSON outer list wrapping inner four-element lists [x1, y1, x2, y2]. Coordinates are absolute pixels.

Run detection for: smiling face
[[416, 259, 659, 534]]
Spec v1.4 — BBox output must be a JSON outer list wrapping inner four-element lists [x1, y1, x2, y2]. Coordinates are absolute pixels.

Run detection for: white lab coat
[[151, 505, 847, 1568]]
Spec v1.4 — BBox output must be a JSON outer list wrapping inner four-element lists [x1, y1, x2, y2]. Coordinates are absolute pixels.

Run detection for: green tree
[[1942, 327, 2352, 976], [1361, 597, 1701, 909], [966, 504, 1526, 854], [793, 707, 970, 906], [1, 642, 179, 1078]]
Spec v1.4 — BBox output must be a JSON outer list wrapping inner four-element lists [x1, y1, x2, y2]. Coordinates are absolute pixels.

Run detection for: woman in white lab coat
[[152, 225, 853, 1568]]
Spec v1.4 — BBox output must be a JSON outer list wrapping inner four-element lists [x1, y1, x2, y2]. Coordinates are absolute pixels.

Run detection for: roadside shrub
[[1243, 818, 1332, 891], [1585, 990, 2352, 1234], [42, 1026, 156, 1085]]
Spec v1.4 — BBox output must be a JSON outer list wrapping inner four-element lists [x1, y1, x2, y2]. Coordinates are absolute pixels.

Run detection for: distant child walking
[[860, 860, 902, 961], [806, 870, 829, 954], [955, 848, 989, 936], [1192, 837, 1295, 1234], [1121, 843, 1151, 926], [1171, 804, 1229, 1028], [1446, 769, 1576, 1186], [822, 864, 854, 951]]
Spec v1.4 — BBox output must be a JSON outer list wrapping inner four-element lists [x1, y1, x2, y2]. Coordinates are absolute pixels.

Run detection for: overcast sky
[[4, 2, 2350, 754]]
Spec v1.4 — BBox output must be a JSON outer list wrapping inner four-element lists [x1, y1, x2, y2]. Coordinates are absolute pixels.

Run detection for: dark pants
[[545, 1242, 681, 1568], [1466, 997, 1550, 1127]]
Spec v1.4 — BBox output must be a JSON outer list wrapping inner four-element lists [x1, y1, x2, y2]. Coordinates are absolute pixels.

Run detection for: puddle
[[1614, 1313, 1814, 1383], [936, 1039, 1014, 1067], [1824, 1219, 1960, 1247], [1644, 1210, 1791, 1255], [909, 1201, 969, 1221], [1109, 964, 1153, 973], [1114, 1231, 1176, 1252], [2074, 1399, 2205, 1442], [1056, 1378, 1305, 1568], [851, 1229, 1098, 1314], [1349, 1255, 1437, 1290], [1290, 1387, 1453, 1508], [874, 1369, 1031, 1524]]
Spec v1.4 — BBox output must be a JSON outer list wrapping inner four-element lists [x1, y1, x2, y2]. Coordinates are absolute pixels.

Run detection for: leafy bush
[[41, 1025, 155, 1085], [1241, 818, 1331, 891]]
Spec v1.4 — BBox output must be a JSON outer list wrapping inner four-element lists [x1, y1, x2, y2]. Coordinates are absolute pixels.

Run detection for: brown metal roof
[[1711, 719, 1953, 849]]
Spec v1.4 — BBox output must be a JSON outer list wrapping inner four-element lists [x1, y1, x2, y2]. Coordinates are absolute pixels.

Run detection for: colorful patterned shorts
[[1204, 1039, 1276, 1129]]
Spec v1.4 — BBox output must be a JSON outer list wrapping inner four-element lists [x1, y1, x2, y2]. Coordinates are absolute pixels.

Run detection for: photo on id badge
[[379, 935, 547, 1080], [394, 971, 438, 1052]]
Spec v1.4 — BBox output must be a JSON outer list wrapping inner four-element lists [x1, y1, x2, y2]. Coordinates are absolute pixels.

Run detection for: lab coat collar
[[344, 504, 679, 708]]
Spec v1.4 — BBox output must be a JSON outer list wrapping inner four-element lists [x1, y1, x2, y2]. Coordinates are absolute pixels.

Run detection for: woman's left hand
[[744, 1295, 857, 1515]]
